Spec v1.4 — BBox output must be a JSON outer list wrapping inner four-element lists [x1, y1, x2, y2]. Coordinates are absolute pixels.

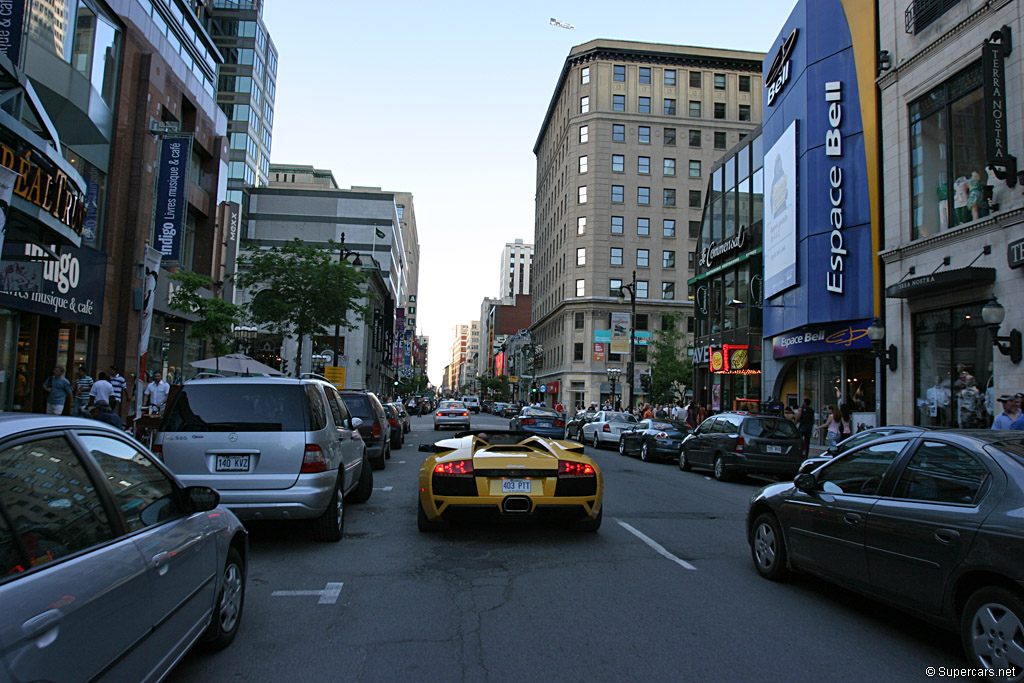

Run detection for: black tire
[[417, 497, 446, 532], [679, 449, 693, 472], [962, 586, 1024, 675], [618, 438, 627, 455], [592, 432, 600, 449], [750, 513, 790, 581], [713, 454, 733, 482], [311, 474, 344, 542], [640, 443, 650, 462], [371, 446, 387, 470], [434, 424, 439, 431], [574, 507, 603, 532], [200, 546, 245, 650], [345, 455, 373, 503]]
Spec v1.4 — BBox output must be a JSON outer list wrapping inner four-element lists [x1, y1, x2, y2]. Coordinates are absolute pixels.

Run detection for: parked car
[[829, 425, 934, 458], [680, 412, 803, 481], [492, 402, 509, 416], [381, 403, 404, 451], [434, 400, 471, 431], [501, 403, 522, 418], [339, 390, 390, 470], [509, 406, 566, 438], [619, 419, 690, 462], [157, 376, 374, 542], [747, 430, 1024, 675], [0, 415, 248, 681], [580, 411, 639, 449], [564, 410, 595, 441], [460, 395, 482, 413], [389, 402, 411, 433]]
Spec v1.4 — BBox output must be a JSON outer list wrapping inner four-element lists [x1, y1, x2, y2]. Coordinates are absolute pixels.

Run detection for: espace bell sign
[[761, 0, 879, 340]]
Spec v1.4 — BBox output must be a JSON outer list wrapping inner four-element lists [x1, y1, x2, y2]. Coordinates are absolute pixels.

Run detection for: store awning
[[885, 267, 996, 299]]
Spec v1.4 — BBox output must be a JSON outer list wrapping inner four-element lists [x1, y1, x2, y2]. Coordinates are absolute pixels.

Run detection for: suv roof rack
[[299, 373, 330, 383], [192, 372, 226, 379]]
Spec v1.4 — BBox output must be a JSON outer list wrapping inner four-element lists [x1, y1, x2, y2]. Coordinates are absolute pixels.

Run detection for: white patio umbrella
[[189, 353, 283, 376]]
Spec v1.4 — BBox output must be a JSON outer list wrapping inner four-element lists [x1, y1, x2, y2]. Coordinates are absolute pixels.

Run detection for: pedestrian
[[108, 365, 127, 412], [89, 400, 123, 430], [42, 365, 73, 415], [685, 401, 699, 429], [796, 398, 815, 457], [1012, 394, 1024, 430], [642, 403, 654, 419], [671, 401, 685, 421], [816, 405, 841, 447], [89, 371, 114, 408], [73, 365, 93, 417], [994, 394, 1022, 429], [144, 371, 171, 414], [839, 403, 852, 440], [697, 403, 707, 424]]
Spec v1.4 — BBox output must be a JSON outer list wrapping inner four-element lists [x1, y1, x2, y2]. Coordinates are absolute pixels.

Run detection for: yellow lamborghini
[[417, 430, 604, 532]]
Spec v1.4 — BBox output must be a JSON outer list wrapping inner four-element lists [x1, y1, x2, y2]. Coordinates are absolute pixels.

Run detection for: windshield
[[605, 412, 637, 423], [743, 418, 800, 438], [162, 384, 309, 432], [440, 401, 466, 410]]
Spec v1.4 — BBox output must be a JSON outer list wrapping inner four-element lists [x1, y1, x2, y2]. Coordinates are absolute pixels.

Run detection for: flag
[[375, 228, 386, 239], [136, 246, 162, 419]]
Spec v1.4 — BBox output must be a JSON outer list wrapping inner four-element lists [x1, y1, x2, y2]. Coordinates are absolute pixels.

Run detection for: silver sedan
[[580, 411, 639, 449], [434, 401, 471, 431]]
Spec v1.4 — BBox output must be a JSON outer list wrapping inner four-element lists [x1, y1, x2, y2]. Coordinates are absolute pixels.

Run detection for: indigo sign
[[153, 136, 192, 263]]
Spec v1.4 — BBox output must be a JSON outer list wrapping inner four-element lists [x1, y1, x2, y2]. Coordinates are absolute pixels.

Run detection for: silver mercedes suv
[[154, 376, 372, 541]]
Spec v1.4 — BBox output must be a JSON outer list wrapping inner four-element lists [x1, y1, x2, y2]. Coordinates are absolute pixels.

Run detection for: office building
[[499, 239, 533, 298]]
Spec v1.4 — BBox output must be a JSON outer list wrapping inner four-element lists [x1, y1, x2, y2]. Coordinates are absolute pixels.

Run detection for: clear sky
[[262, 0, 795, 387]]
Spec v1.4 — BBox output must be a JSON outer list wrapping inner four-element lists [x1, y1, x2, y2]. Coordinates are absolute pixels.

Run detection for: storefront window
[[913, 303, 992, 427], [0, 310, 18, 411], [69, 0, 121, 107]]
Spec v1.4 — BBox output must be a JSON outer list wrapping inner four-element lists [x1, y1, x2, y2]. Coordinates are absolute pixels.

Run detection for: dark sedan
[[501, 403, 522, 418], [829, 425, 934, 457], [563, 410, 594, 441], [747, 430, 1024, 677], [618, 419, 690, 462], [509, 407, 565, 438]]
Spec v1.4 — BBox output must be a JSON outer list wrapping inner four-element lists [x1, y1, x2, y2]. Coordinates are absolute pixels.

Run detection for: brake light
[[372, 423, 382, 438], [655, 432, 668, 439], [389, 418, 398, 426], [521, 418, 537, 425], [554, 419, 565, 427], [735, 435, 744, 453], [152, 443, 163, 455], [301, 444, 326, 473], [436, 412, 443, 417], [559, 461, 596, 477], [434, 459, 474, 477], [462, 412, 469, 417], [603, 424, 610, 432]]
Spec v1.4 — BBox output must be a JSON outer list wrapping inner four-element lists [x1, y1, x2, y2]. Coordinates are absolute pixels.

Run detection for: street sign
[[539, 384, 547, 393], [324, 366, 345, 388]]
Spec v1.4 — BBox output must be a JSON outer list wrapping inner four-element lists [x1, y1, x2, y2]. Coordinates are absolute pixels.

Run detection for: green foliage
[[234, 239, 369, 374], [167, 270, 243, 358], [648, 312, 693, 405], [478, 375, 511, 401], [395, 373, 429, 396]]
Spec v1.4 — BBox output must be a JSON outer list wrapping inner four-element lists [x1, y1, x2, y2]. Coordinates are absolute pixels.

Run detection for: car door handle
[[935, 529, 961, 544], [152, 550, 171, 575], [22, 609, 61, 645], [844, 513, 862, 526]]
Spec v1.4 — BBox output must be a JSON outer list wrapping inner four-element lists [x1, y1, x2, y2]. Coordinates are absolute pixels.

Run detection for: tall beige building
[[448, 321, 480, 392], [532, 40, 763, 409]]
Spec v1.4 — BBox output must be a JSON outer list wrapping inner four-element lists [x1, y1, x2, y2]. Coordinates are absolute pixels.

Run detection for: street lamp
[[607, 367, 621, 410], [617, 270, 637, 410], [333, 233, 364, 371], [982, 297, 1022, 364]]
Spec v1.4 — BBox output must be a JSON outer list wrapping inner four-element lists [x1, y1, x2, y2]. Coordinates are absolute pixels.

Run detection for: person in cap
[[1012, 394, 1024, 431], [993, 394, 1022, 429], [90, 400, 124, 430]]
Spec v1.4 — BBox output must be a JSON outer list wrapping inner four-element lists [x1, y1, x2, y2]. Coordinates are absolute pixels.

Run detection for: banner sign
[[220, 202, 240, 302], [0, 0, 26, 66], [611, 312, 630, 354], [593, 342, 605, 362], [763, 120, 797, 298], [0, 164, 13, 257], [983, 41, 1008, 163], [594, 329, 611, 343], [153, 136, 192, 263], [772, 318, 873, 359], [136, 246, 161, 419], [0, 242, 105, 324]]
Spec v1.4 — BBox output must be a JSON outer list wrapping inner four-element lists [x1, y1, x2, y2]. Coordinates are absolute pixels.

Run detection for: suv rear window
[[341, 395, 374, 419], [743, 418, 800, 439], [162, 384, 310, 432]]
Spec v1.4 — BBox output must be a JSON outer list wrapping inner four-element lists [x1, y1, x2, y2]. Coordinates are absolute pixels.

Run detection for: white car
[[434, 401, 471, 431], [460, 395, 482, 413], [580, 411, 639, 449]]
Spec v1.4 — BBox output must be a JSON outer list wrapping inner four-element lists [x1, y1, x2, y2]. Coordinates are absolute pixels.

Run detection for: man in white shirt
[[89, 372, 115, 407], [145, 372, 171, 413], [671, 402, 685, 421]]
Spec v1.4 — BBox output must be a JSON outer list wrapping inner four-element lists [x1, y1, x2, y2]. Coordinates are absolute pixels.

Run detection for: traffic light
[[640, 373, 652, 393], [394, 380, 399, 386]]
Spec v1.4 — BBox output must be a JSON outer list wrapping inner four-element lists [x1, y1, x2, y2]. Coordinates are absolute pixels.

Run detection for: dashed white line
[[615, 519, 697, 571], [373, 486, 393, 492], [272, 581, 344, 604]]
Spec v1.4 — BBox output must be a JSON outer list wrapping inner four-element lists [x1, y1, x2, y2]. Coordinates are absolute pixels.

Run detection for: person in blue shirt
[[42, 366, 73, 415], [90, 400, 123, 430], [993, 395, 1021, 429]]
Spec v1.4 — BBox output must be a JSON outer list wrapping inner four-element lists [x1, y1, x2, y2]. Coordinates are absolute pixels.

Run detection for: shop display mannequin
[[968, 171, 985, 220], [953, 175, 970, 225], [936, 181, 949, 233]]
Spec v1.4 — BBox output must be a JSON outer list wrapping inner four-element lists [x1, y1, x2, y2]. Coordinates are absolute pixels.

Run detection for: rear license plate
[[216, 455, 251, 471], [537, 422, 551, 428], [502, 479, 532, 494], [766, 445, 783, 454]]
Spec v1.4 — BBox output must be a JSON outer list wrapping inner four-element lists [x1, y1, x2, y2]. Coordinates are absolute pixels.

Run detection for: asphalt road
[[169, 411, 970, 682]]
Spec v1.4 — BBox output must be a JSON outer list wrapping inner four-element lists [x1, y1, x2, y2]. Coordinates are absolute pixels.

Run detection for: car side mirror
[[826, 445, 838, 456], [794, 472, 817, 492], [350, 417, 363, 429], [184, 485, 220, 512]]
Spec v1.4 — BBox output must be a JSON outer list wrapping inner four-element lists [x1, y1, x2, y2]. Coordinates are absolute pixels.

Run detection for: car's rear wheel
[[417, 497, 446, 532], [311, 474, 344, 542], [962, 586, 1024, 676], [679, 449, 693, 471], [640, 443, 650, 462], [200, 546, 245, 650], [434, 424, 439, 431], [751, 513, 790, 581], [618, 438, 627, 455], [592, 432, 600, 449], [574, 507, 602, 532], [371, 446, 387, 470], [713, 454, 733, 482], [345, 455, 373, 503]]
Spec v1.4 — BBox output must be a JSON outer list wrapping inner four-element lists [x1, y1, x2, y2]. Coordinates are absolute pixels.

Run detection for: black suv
[[339, 391, 389, 470], [680, 412, 803, 481]]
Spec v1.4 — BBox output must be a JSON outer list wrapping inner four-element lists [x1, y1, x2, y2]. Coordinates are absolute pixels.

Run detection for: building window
[[664, 128, 676, 146], [637, 281, 649, 298], [575, 312, 585, 329], [689, 71, 701, 87], [613, 124, 625, 141], [689, 220, 700, 238], [611, 216, 624, 234], [637, 249, 650, 267], [714, 73, 726, 89], [638, 96, 651, 113], [910, 62, 987, 240], [665, 69, 676, 86], [578, 186, 587, 204], [739, 104, 751, 122], [577, 216, 586, 234], [612, 154, 625, 172], [663, 188, 676, 206], [612, 185, 624, 203], [579, 156, 588, 173], [576, 247, 586, 265], [639, 67, 651, 84], [714, 102, 726, 119], [908, 0, 964, 34], [581, 66, 590, 84], [663, 250, 676, 268], [664, 99, 676, 115], [688, 317, 695, 333], [689, 130, 701, 147], [636, 314, 649, 331], [689, 101, 701, 117], [638, 187, 650, 205], [614, 64, 625, 81], [638, 217, 650, 235], [689, 159, 702, 178], [576, 279, 585, 297], [611, 247, 623, 265], [574, 342, 584, 361], [689, 189, 702, 208], [638, 126, 650, 144], [662, 282, 675, 299], [580, 96, 589, 113], [664, 219, 676, 237], [580, 125, 589, 143], [610, 279, 623, 297], [714, 131, 727, 149], [688, 251, 696, 269], [638, 156, 650, 174], [664, 158, 676, 176], [739, 75, 751, 92], [613, 94, 625, 111]]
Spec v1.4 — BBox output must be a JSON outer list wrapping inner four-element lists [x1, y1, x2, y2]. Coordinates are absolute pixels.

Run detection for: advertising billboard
[[153, 135, 193, 263], [764, 121, 797, 298]]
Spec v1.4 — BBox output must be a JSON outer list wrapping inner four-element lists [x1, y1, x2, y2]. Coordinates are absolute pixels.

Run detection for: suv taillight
[[434, 459, 474, 476], [301, 444, 326, 473], [735, 435, 744, 453], [603, 424, 610, 433], [388, 418, 398, 426], [152, 443, 163, 455], [372, 423, 382, 438]]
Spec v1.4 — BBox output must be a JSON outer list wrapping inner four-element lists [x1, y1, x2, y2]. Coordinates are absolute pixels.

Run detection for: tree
[[478, 375, 511, 401], [648, 312, 693, 405], [167, 270, 243, 368], [234, 239, 369, 375]]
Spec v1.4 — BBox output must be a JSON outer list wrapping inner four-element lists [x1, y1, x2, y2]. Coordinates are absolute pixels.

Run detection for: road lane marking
[[615, 519, 697, 571], [373, 486, 393, 492], [272, 581, 344, 604]]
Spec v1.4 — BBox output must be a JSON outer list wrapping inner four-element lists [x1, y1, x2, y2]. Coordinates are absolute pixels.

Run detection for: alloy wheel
[[753, 521, 776, 571], [219, 560, 244, 633]]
